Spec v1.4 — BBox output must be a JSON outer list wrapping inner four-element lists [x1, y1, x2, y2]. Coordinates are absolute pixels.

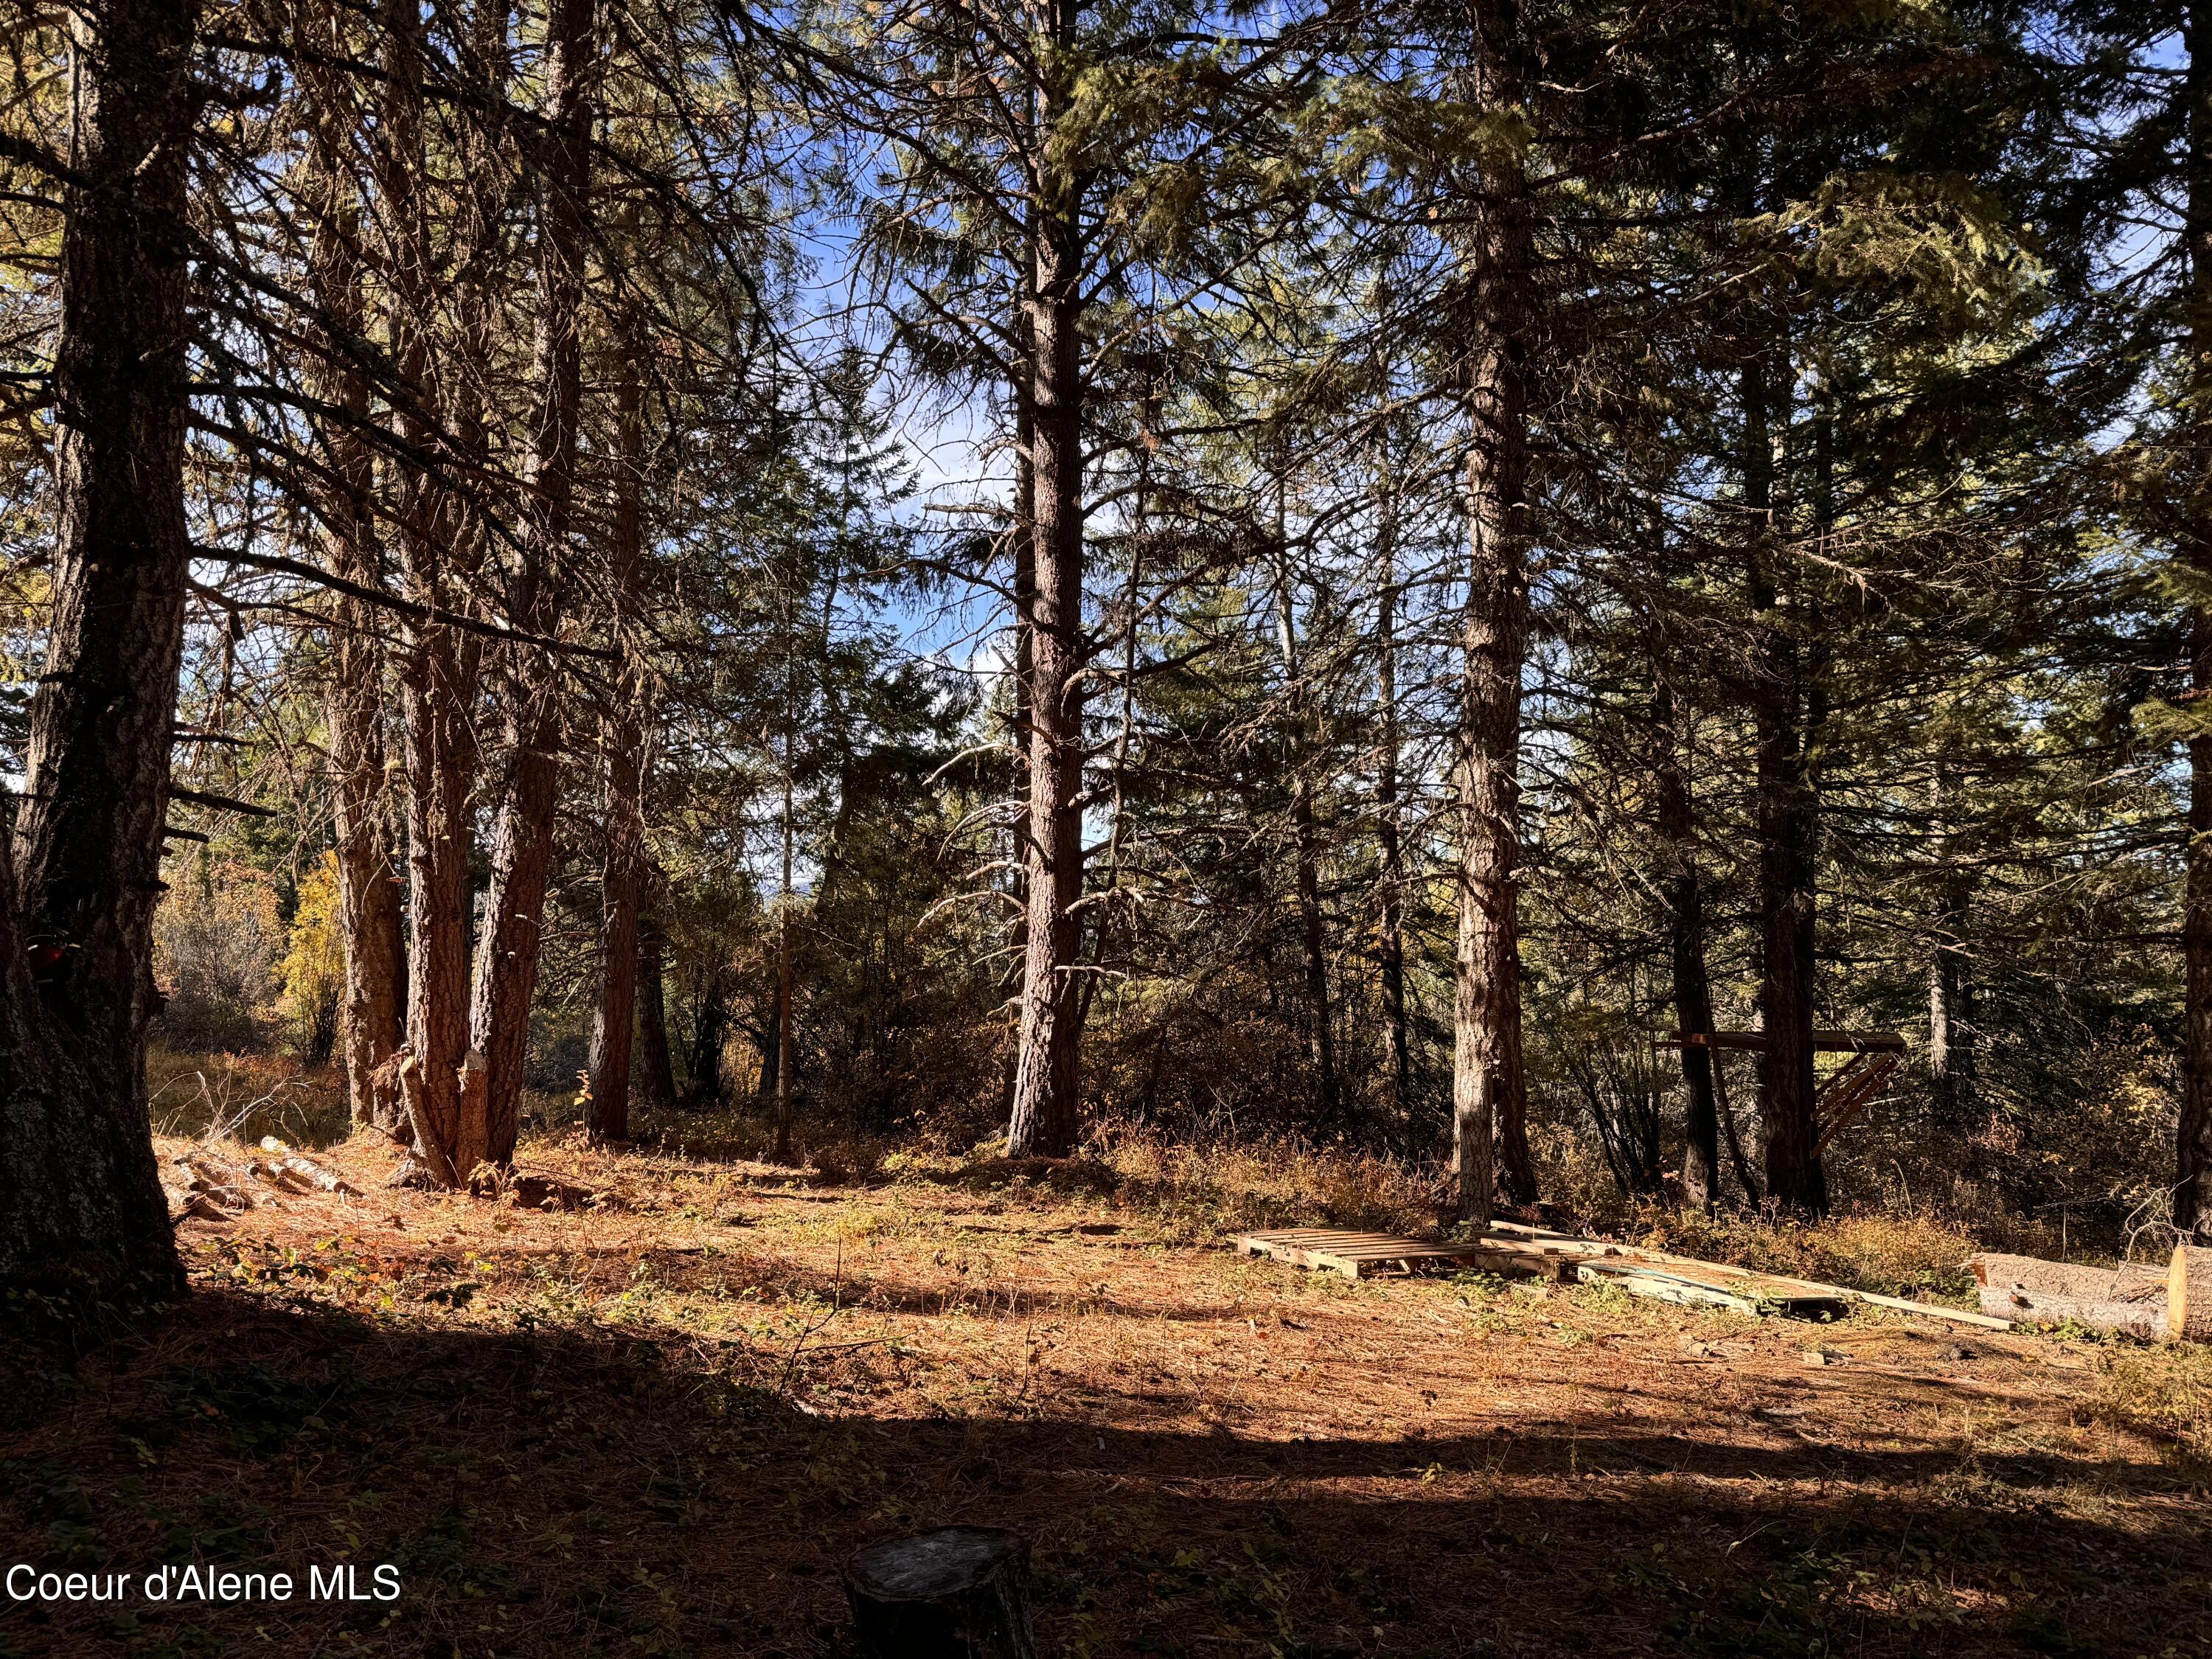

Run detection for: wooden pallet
[[1234, 1228, 1576, 1281]]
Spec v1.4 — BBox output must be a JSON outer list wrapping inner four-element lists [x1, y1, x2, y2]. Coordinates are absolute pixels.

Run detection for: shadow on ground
[[1, 1289, 2204, 1658]]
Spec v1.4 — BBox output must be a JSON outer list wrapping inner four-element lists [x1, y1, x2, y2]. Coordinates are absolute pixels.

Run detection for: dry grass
[[145, 1044, 349, 1150], [3, 1107, 2208, 1658], [1091, 1127, 1439, 1241], [1614, 1205, 1986, 1301], [2096, 1342, 2212, 1470]]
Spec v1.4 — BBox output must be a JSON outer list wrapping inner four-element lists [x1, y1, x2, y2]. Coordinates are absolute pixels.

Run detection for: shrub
[[154, 860, 281, 1052], [278, 852, 344, 1064]]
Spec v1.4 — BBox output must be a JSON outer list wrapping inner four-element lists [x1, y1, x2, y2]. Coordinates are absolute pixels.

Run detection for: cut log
[[2170, 1244, 2212, 1343], [247, 1159, 313, 1193], [844, 1526, 1037, 1659], [1967, 1253, 2165, 1304], [174, 1155, 256, 1211], [1978, 1283, 2164, 1340], [257, 1139, 361, 1195]]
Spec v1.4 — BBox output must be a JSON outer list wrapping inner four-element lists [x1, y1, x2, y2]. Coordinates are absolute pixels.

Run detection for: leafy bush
[[278, 852, 344, 1063]]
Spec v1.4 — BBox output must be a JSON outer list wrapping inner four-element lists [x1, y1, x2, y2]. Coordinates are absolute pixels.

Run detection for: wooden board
[[1485, 1221, 2010, 1329], [1658, 1030, 1906, 1054], [1234, 1229, 1576, 1281], [1237, 1220, 2000, 1329], [1572, 1259, 1770, 1315], [1574, 1257, 1848, 1320]]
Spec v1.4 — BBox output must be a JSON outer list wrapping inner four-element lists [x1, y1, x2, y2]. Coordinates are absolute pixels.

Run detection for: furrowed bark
[[302, 0, 403, 1133], [587, 311, 647, 1145], [1651, 629, 1719, 1212], [1273, 492, 1337, 1122], [473, 0, 596, 1166], [996, 362, 1037, 1121], [635, 911, 678, 1108], [380, 0, 479, 1185], [1927, 766, 1975, 1123], [1744, 343, 1826, 1215], [772, 563, 797, 1162], [1005, 125, 1086, 1161], [2180, 0, 2212, 1235], [773, 805, 796, 1162], [1, 0, 198, 1301], [1451, 0, 1538, 1221], [1374, 481, 1411, 1118]]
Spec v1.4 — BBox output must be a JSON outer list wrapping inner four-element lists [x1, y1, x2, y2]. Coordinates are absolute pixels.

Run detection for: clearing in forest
[[4, 1133, 2208, 1658]]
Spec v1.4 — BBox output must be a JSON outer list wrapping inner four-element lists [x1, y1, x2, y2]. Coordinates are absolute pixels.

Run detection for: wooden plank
[[1814, 1052, 1899, 1155], [1576, 1258, 1847, 1319], [1574, 1261, 1769, 1315], [1235, 1231, 1575, 1282], [1241, 1225, 1992, 1327], [1658, 1030, 1906, 1054], [1832, 1286, 2014, 1332], [1487, 1220, 2010, 1329]]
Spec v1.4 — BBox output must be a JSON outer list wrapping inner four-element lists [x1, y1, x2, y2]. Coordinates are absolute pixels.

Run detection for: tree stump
[[2171, 1244, 2212, 1342], [843, 1526, 1037, 1659]]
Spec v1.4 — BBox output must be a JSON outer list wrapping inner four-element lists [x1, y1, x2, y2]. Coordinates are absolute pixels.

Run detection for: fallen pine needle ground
[[3, 1127, 2208, 1658]]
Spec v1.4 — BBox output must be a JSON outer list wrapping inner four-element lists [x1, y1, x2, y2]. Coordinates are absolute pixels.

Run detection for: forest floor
[[4, 1094, 2211, 1658]]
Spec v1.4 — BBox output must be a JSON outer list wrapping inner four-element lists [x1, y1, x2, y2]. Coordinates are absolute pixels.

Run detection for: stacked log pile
[[158, 1138, 360, 1220]]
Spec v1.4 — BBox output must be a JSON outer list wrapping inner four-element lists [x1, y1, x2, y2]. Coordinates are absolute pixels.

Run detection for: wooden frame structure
[[1655, 1030, 1905, 1155]]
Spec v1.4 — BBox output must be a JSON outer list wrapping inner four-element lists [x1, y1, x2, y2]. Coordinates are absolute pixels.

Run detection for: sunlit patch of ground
[[3, 1124, 2206, 1658]]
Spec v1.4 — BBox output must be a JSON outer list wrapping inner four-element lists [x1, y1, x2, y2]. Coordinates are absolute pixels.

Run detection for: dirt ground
[[3, 1130, 2208, 1658]]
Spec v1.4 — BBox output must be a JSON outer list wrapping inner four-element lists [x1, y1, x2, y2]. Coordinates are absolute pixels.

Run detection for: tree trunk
[[1927, 768, 1976, 1124], [1713, 1048, 1760, 1205], [993, 350, 1037, 1130], [1744, 343, 1826, 1214], [587, 307, 648, 1146], [773, 748, 797, 1162], [1005, 187, 1086, 1161], [689, 975, 728, 1102], [2180, 0, 2212, 1234], [1273, 493, 1337, 1121], [635, 911, 679, 1107], [380, 0, 481, 1186], [1, 0, 198, 1301], [1451, 0, 1538, 1222], [1651, 634, 1719, 1212], [473, 0, 596, 1165], [1374, 490, 1411, 1119], [302, 0, 403, 1133]]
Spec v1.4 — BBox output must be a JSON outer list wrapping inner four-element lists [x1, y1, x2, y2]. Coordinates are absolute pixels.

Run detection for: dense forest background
[[6, 0, 2211, 1292]]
